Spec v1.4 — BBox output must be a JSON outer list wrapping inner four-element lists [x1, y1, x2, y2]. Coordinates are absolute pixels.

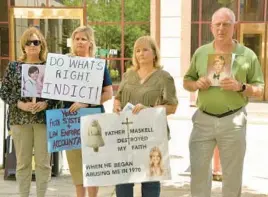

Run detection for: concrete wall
[[160, 0, 191, 110], [160, 0, 181, 78]]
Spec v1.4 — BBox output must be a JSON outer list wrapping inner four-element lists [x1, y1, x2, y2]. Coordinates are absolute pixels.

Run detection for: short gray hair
[[212, 7, 236, 23]]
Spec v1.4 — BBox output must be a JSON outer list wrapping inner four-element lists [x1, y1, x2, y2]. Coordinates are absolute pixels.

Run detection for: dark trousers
[[116, 181, 160, 197]]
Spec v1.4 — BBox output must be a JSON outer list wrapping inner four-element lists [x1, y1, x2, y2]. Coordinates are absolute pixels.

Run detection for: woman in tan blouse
[[113, 36, 178, 197]]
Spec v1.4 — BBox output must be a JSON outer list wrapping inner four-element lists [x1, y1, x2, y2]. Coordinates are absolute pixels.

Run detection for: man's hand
[[220, 77, 241, 91], [196, 77, 211, 90], [69, 102, 89, 113], [32, 101, 48, 113], [17, 101, 36, 112]]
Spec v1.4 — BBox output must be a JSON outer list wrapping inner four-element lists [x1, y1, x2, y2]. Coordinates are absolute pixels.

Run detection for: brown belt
[[202, 107, 242, 118]]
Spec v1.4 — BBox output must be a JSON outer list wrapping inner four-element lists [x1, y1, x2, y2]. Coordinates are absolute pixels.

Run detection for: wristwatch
[[237, 83, 246, 92]]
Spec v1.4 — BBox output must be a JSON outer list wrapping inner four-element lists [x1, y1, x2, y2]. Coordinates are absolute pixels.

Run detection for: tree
[[62, 0, 150, 83], [217, 0, 235, 6], [62, 0, 150, 58]]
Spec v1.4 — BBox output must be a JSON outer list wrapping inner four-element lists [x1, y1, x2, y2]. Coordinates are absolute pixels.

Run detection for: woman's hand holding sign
[[17, 101, 36, 112], [113, 99, 122, 114], [69, 102, 89, 112], [132, 103, 148, 114], [17, 101, 48, 113], [33, 101, 48, 113]]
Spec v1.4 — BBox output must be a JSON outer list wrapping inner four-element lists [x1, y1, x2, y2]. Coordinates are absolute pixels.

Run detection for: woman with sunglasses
[[0, 27, 57, 197]]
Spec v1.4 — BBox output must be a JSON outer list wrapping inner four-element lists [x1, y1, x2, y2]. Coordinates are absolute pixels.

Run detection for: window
[[201, 24, 213, 45], [191, 0, 199, 21], [4, 0, 152, 84], [12, 0, 46, 6], [52, 0, 151, 86], [0, 59, 9, 81], [0, 0, 8, 21], [190, 0, 268, 100], [190, 24, 198, 56], [50, 0, 84, 7], [0, 25, 9, 57], [86, 0, 150, 85], [0, 4, 8, 80], [202, 0, 236, 21], [240, 0, 265, 21], [11, 0, 84, 7]]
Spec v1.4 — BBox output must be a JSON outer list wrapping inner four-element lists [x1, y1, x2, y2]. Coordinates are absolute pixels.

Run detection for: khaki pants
[[10, 124, 51, 197], [66, 149, 83, 185], [190, 108, 247, 197]]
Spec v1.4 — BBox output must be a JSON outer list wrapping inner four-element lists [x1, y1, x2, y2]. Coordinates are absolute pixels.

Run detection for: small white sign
[[21, 64, 45, 98]]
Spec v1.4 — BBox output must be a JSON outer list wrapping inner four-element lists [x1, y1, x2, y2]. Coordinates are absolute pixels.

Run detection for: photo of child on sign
[[21, 64, 45, 97], [149, 146, 164, 177], [207, 54, 232, 86]]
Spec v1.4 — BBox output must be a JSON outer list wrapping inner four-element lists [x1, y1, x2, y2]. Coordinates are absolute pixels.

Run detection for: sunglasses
[[25, 40, 41, 46]]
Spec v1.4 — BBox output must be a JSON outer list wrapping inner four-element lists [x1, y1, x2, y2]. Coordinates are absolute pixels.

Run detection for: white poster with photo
[[21, 64, 45, 97], [41, 53, 105, 104], [80, 108, 171, 186]]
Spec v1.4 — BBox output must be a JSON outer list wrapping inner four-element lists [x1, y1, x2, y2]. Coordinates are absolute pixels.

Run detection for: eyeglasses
[[212, 22, 233, 29], [25, 40, 41, 46]]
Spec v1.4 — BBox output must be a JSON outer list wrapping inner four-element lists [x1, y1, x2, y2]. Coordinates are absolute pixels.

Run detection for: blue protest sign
[[46, 108, 101, 152]]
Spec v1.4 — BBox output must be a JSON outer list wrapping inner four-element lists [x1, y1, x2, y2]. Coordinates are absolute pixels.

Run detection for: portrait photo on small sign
[[21, 64, 45, 97]]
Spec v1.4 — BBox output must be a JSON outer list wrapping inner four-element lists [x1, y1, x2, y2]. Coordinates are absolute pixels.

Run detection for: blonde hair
[[70, 26, 96, 57], [149, 146, 164, 176], [132, 36, 161, 71], [213, 55, 225, 65], [18, 27, 47, 62]]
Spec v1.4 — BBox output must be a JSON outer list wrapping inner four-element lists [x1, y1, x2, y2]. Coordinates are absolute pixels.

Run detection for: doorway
[[239, 23, 267, 100]]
